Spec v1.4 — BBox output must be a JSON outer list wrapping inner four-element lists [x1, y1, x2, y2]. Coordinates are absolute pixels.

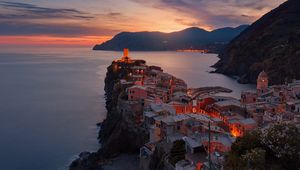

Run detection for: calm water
[[0, 47, 254, 170]]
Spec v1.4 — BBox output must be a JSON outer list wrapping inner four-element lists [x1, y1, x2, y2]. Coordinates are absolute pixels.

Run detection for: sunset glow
[[0, 35, 111, 47], [0, 0, 286, 47]]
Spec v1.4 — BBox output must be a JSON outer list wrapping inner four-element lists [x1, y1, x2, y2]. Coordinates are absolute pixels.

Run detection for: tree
[[168, 140, 186, 166], [225, 130, 262, 170], [262, 123, 300, 169], [241, 148, 266, 170], [149, 146, 166, 170], [231, 129, 262, 155], [225, 123, 300, 170]]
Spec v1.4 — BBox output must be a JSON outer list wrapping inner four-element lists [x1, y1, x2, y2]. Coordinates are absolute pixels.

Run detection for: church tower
[[257, 70, 269, 93]]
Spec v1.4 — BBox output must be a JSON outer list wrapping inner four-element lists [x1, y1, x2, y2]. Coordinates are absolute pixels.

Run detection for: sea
[[0, 47, 254, 170]]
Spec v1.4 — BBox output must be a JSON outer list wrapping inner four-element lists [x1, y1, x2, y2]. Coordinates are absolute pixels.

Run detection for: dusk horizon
[[0, 0, 285, 47]]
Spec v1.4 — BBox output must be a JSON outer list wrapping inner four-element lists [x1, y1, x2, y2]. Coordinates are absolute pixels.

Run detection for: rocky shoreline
[[69, 58, 149, 170]]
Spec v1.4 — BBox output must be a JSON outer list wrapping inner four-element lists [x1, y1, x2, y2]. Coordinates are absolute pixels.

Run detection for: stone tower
[[257, 70, 269, 93], [121, 48, 131, 62]]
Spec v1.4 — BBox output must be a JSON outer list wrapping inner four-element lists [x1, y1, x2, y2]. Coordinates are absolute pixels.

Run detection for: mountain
[[93, 25, 248, 52], [214, 0, 300, 84]]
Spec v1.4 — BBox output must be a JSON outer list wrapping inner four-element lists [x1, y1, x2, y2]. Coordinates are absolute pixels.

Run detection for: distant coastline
[[93, 25, 248, 53], [93, 49, 212, 53]]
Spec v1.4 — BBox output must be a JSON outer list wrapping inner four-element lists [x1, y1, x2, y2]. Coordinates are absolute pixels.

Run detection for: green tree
[[149, 146, 166, 170], [225, 123, 300, 170], [225, 130, 262, 170], [231, 129, 262, 155], [262, 123, 300, 169], [168, 140, 186, 166], [241, 148, 266, 170]]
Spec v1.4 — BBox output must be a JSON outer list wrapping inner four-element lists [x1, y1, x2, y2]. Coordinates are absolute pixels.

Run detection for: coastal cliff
[[100, 62, 149, 155], [213, 0, 300, 84], [69, 60, 149, 170]]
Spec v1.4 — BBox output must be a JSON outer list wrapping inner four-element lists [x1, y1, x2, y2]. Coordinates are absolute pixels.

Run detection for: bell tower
[[257, 70, 269, 94]]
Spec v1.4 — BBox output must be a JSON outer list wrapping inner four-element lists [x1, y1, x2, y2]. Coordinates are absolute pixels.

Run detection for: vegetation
[[168, 140, 186, 166], [215, 0, 300, 84], [225, 123, 300, 170], [149, 146, 166, 170]]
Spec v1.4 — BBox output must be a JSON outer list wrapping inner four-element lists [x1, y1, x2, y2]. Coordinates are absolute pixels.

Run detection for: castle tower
[[123, 48, 129, 58], [257, 70, 269, 93], [121, 48, 131, 62]]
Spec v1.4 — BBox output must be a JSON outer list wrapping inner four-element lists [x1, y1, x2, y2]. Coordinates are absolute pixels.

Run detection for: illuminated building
[[257, 70, 269, 93]]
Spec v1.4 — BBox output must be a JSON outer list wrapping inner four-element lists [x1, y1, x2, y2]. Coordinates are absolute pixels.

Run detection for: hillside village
[[111, 49, 300, 170]]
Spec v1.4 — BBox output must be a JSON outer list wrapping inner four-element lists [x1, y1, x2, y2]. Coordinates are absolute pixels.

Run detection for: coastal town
[[110, 49, 300, 170], [1, 0, 299, 169]]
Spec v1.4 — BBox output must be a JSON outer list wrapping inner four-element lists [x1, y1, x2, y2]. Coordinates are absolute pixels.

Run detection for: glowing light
[[230, 127, 242, 137], [192, 108, 197, 113], [0, 35, 111, 47]]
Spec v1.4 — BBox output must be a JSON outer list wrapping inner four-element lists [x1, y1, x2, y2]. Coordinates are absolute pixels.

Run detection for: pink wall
[[128, 87, 147, 101]]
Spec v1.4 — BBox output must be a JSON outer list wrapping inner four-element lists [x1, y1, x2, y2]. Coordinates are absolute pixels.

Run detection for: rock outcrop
[[69, 61, 149, 170], [214, 0, 300, 85]]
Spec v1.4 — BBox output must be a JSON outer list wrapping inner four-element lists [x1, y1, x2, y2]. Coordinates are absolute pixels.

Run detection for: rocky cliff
[[214, 0, 300, 84], [100, 62, 149, 155], [69, 61, 149, 170]]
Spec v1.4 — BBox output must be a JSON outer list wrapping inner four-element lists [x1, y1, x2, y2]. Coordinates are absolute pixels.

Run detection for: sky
[[0, 0, 286, 47]]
